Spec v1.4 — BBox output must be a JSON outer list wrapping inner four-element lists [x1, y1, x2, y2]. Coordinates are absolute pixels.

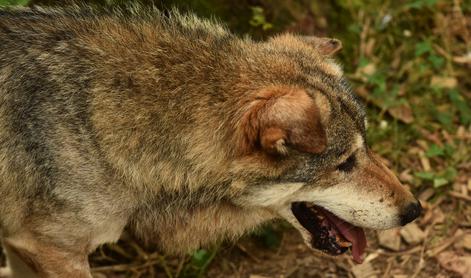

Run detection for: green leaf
[[191, 249, 210, 268], [359, 56, 370, 68], [443, 144, 455, 157], [428, 54, 445, 70], [435, 111, 453, 127], [433, 177, 448, 188], [249, 6, 272, 31], [406, 0, 438, 9], [0, 0, 28, 5], [348, 23, 362, 34], [441, 167, 457, 181], [425, 144, 445, 157], [415, 171, 435, 180], [255, 226, 282, 249], [415, 41, 432, 57], [448, 89, 471, 125]]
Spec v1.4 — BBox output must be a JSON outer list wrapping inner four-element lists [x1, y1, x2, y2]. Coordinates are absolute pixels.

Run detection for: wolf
[[0, 6, 421, 278]]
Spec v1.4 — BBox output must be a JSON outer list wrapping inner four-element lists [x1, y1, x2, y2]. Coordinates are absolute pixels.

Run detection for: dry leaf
[[388, 103, 415, 124], [418, 188, 435, 202], [359, 63, 376, 76], [418, 151, 431, 172], [377, 229, 401, 251], [400, 223, 426, 245], [430, 76, 458, 89], [399, 169, 414, 184], [453, 53, 471, 64], [351, 261, 378, 278], [436, 251, 471, 278], [454, 234, 471, 252]]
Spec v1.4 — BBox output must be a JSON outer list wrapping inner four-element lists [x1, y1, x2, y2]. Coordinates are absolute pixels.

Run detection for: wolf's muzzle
[[400, 201, 422, 226]]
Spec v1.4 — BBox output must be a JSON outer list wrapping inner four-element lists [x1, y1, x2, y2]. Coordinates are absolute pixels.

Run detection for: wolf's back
[[0, 6, 238, 209]]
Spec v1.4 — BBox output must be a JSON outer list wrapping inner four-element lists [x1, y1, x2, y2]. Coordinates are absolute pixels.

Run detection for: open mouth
[[291, 202, 367, 263]]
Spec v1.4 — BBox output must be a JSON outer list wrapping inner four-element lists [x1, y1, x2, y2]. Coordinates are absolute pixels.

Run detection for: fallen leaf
[[388, 103, 414, 124], [418, 151, 431, 172], [400, 223, 426, 245], [430, 76, 458, 89], [351, 261, 378, 278], [432, 207, 446, 224], [453, 53, 471, 64], [454, 234, 471, 252], [359, 63, 376, 76], [436, 251, 471, 277], [377, 229, 401, 251], [418, 188, 435, 202]]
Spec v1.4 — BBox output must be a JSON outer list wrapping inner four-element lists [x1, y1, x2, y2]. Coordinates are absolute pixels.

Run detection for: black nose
[[400, 201, 422, 226]]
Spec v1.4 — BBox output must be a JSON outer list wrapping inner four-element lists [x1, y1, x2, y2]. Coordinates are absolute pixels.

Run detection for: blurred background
[[0, 0, 470, 277]]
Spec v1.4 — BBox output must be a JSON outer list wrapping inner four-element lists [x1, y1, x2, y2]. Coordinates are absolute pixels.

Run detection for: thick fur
[[0, 6, 419, 278]]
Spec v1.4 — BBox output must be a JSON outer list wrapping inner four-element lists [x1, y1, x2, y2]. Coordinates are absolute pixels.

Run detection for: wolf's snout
[[400, 201, 422, 226]]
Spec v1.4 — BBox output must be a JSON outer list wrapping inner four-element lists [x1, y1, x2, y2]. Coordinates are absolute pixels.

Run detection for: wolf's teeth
[[305, 202, 315, 207], [339, 241, 352, 248], [335, 234, 352, 247]]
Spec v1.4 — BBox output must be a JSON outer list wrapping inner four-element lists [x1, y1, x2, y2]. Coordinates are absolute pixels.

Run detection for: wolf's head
[[230, 34, 421, 263]]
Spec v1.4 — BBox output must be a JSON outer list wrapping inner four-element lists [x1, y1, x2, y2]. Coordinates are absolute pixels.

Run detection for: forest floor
[[0, 0, 470, 277]]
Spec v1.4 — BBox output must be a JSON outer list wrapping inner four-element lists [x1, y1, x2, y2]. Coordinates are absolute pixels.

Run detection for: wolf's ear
[[301, 36, 342, 56], [236, 86, 327, 156]]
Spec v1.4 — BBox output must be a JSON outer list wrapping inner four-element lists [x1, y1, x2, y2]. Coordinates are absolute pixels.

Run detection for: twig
[[174, 256, 187, 278], [448, 191, 471, 202], [236, 243, 261, 263], [381, 258, 393, 278], [91, 259, 160, 273], [197, 245, 219, 278], [157, 254, 174, 278], [410, 230, 429, 278], [376, 245, 422, 256], [425, 231, 469, 257]]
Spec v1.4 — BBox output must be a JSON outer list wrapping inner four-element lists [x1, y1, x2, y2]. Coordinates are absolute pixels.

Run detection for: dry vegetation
[[0, 0, 470, 277]]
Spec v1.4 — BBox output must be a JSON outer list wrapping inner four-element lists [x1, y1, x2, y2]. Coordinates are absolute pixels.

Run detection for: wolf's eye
[[337, 154, 356, 172]]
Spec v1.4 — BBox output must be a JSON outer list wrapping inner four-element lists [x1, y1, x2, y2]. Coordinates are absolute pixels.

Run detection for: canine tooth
[[335, 234, 352, 247], [338, 241, 352, 248], [305, 203, 315, 208]]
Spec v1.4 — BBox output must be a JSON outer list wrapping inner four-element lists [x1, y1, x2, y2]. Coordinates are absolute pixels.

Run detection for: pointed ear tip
[[329, 38, 342, 48]]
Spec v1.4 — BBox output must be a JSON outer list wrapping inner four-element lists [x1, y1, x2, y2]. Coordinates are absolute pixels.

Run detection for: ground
[[0, 0, 470, 277]]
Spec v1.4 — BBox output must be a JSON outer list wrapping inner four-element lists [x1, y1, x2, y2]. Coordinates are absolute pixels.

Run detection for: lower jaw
[[291, 202, 365, 262]]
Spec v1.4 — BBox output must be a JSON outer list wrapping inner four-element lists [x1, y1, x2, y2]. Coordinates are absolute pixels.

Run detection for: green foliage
[[415, 40, 433, 57], [249, 6, 273, 31], [179, 247, 219, 278], [252, 225, 282, 249], [0, 0, 29, 5], [405, 0, 437, 10], [415, 166, 457, 188], [425, 143, 454, 158], [191, 249, 211, 268], [448, 90, 471, 125]]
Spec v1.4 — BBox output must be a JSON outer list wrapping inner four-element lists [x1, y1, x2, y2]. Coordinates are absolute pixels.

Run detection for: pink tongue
[[324, 212, 367, 264]]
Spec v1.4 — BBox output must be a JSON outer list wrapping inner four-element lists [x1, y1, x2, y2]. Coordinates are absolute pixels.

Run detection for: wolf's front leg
[[0, 266, 12, 278], [1, 235, 92, 278]]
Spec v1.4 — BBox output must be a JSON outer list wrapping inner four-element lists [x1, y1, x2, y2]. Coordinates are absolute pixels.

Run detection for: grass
[[0, 0, 470, 276]]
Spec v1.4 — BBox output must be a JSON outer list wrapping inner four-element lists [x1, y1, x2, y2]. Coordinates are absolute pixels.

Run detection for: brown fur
[[0, 6, 420, 277]]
